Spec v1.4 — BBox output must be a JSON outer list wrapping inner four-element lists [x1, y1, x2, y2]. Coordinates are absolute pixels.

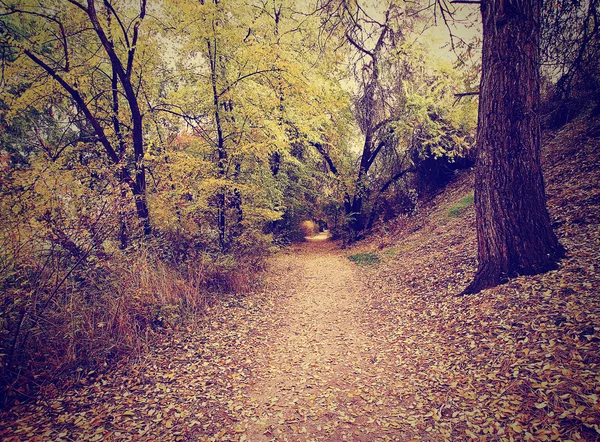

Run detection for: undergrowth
[[447, 192, 474, 217], [0, 234, 267, 408], [348, 252, 381, 265]]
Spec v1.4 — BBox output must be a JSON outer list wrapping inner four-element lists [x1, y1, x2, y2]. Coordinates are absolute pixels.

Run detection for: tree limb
[[378, 167, 415, 196], [454, 91, 480, 97], [64, 0, 87, 12], [453, 91, 479, 105], [23, 49, 120, 165], [310, 141, 339, 175], [345, 32, 374, 58], [102, 0, 131, 49], [367, 139, 386, 169], [126, 0, 147, 79], [1, 6, 71, 70], [218, 68, 281, 98]]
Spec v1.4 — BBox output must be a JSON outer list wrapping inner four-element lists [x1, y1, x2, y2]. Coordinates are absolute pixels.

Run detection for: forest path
[[1, 234, 411, 441], [237, 234, 393, 441]]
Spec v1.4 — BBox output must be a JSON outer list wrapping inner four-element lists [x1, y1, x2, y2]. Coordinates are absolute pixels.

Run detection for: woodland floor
[[1, 117, 600, 441]]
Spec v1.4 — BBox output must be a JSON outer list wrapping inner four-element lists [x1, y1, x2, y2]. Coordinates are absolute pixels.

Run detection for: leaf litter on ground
[[0, 116, 599, 441]]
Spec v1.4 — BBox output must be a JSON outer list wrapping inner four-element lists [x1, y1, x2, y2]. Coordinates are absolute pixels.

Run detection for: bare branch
[[453, 91, 479, 105], [454, 91, 479, 97]]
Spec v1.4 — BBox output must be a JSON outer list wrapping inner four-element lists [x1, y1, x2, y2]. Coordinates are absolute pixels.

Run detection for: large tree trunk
[[348, 196, 365, 234], [463, 0, 564, 294]]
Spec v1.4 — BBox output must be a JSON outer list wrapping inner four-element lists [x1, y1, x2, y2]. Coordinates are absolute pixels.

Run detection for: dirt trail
[[238, 234, 388, 441], [0, 234, 410, 441]]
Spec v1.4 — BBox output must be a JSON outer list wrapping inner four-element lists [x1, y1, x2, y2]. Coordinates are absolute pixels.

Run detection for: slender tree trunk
[[128, 74, 151, 237], [344, 130, 371, 236], [463, 0, 564, 294], [208, 39, 228, 252], [118, 172, 129, 249], [88, 0, 151, 237], [132, 173, 151, 236]]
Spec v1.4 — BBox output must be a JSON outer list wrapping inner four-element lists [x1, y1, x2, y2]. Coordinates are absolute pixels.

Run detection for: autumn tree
[[153, 0, 352, 248], [462, 0, 565, 294], [315, 0, 476, 239], [0, 0, 156, 240]]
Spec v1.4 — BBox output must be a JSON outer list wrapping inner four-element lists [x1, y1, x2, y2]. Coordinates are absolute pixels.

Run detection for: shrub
[[0, 228, 269, 408]]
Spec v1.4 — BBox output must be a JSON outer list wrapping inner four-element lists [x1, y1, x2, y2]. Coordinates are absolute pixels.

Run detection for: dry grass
[[0, 242, 265, 407]]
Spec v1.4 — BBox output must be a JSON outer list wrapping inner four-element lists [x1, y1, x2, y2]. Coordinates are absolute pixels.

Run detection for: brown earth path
[[0, 233, 414, 442], [236, 233, 401, 441], [0, 230, 418, 442]]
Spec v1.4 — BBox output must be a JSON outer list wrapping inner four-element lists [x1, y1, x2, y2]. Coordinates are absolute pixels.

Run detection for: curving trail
[[237, 234, 395, 441]]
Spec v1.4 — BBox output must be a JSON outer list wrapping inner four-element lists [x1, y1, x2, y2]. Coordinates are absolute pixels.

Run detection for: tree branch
[[379, 167, 415, 196], [310, 141, 339, 175], [126, 0, 147, 79], [218, 68, 281, 98], [22, 49, 138, 195], [454, 91, 479, 97], [103, 0, 131, 49], [345, 32, 374, 58], [23, 49, 120, 165], [366, 166, 416, 229], [372, 117, 398, 133], [453, 91, 479, 105], [64, 0, 87, 12], [1, 6, 71, 70], [367, 140, 386, 169]]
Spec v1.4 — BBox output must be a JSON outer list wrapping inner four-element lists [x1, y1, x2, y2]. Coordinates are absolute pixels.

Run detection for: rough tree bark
[[463, 0, 565, 294]]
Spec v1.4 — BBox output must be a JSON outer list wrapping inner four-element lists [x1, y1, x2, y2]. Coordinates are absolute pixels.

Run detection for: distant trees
[[152, 0, 354, 248], [315, 0, 476, 240], [541, 0, 600, 125]]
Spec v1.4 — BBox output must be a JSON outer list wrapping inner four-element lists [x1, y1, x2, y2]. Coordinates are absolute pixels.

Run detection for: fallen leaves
[[349, 117, 600, 441], [0, 117, 599, 441]]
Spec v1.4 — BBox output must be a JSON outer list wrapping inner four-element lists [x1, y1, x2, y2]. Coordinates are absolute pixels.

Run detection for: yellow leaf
[[465, 429, 477, 438]]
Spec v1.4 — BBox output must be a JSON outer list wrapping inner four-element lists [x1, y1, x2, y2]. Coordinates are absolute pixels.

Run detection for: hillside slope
[[349, 115, 600, 440]]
